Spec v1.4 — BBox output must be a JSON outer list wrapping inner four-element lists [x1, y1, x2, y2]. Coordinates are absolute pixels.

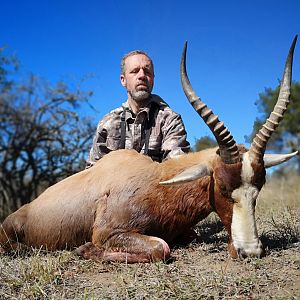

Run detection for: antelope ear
[[263, 151, 299, 168], [159, 164, 212, 186]]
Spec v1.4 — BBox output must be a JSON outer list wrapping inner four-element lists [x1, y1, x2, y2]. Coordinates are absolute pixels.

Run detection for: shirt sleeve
[[85, 117, 109, 169], [161, 113, 190, 160]]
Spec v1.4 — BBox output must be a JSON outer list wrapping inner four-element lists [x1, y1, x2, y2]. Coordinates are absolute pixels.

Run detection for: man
[[86, 50, 190, 168]]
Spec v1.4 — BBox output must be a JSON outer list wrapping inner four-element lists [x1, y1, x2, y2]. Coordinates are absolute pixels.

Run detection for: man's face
[[120, 54, 154, 102]]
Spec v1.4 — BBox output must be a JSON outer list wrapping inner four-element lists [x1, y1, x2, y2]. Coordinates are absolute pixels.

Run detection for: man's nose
[[137, 69, 146, 79]]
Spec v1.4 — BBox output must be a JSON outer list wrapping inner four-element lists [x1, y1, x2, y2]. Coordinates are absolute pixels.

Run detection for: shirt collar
[[122, 96, 154, 121]]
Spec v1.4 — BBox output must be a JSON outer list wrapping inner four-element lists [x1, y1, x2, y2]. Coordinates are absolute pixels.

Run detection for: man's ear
[[120, 74, 126, 87]]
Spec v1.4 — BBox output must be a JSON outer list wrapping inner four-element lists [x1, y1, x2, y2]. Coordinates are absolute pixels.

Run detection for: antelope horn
[[263, 151, 299, 168], [180, 42, 240, 164], [249, 35, 298, 161]]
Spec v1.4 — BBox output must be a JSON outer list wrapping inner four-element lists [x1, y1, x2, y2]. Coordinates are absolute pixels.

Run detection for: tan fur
[[0, 147, 263, 262]]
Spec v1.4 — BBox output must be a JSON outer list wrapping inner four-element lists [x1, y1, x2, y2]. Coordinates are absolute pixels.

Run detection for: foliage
[[193, 135, 217, 152], [0, 47, 95, 218], [250, 81, 300, 171]]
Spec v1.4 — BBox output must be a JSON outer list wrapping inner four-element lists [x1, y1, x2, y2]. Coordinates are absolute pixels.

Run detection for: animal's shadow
[[172, 217, 227, 251], [260, 232, 299, 253]]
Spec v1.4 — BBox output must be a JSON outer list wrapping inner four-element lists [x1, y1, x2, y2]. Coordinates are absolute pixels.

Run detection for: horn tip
[[290, 35, 298, 52], [294, 34, 298, 42], [159, 180, 171, 186], [183, 41, 188, 52]]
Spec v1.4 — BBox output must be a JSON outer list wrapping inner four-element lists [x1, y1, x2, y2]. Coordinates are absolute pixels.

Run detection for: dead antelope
[[0, 36, 298, 263]]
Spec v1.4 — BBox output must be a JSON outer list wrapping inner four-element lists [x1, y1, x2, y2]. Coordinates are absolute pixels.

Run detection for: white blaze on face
[[231, 152, 264, 258]]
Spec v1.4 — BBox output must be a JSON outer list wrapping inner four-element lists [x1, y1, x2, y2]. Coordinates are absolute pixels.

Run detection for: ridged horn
[[180, 42, 240, 164], [249, 35, 297, 161]]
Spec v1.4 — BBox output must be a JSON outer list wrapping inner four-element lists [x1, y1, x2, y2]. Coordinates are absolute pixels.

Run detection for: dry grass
[[0, 175, 299, 299]]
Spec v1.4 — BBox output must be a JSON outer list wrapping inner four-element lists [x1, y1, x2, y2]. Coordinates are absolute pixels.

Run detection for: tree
[[250, 81, 300, 172], [0, 47, 96, 218], [193, 135, 217, 152]]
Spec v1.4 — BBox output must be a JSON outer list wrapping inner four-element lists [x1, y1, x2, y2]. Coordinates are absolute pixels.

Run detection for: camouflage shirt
[[86, 95, 190, 167]]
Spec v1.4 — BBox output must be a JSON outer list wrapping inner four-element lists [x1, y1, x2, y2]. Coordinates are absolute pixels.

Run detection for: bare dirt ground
[[0, 175, 299, 299]]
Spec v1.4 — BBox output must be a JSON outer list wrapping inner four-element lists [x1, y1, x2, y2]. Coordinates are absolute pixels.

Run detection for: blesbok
[[0, 37, 298, 263]]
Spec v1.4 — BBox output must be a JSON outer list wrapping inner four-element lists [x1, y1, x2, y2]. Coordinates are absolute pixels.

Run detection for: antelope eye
[[219, 183, 230, 197]]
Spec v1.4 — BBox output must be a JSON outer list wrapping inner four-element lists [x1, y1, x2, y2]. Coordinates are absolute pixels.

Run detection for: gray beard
[[130, 90, 150, 102]]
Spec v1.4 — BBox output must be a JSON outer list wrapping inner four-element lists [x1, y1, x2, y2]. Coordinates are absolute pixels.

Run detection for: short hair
[[120, 50, 154, 75]]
